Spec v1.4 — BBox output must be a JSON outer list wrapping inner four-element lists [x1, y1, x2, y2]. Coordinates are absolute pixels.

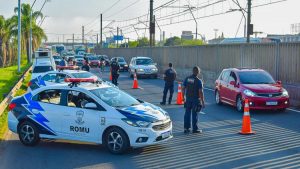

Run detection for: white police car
[[8, 78, 172, 154], [28, 66, 115, 91]]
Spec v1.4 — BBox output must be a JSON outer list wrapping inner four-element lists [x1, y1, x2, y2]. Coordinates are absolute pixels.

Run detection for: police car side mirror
[[84, 103, 97, 109]]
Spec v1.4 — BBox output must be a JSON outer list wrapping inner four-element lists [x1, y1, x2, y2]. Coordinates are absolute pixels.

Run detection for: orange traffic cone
[[176, 82, 184, 105], [239, 99, 255, 135], [132, 73, 139, 89], [109, 71, 112, 81]]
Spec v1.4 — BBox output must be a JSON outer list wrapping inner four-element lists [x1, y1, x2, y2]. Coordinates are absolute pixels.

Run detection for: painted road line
[[200, 111, 206, 115]]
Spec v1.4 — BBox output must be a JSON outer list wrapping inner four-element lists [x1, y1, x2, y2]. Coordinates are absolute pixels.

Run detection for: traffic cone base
[[109, 72, 112, 81], [132, 73, 139, 89], [239, 99, 255, 135]]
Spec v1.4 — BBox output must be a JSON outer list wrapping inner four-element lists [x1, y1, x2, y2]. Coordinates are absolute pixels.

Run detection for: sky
[[0, 0, 299, 43]]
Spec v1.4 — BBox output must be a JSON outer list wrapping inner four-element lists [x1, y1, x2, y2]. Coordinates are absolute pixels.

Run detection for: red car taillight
[[27, 81, 32, 87], [9, 103, 16, 110]]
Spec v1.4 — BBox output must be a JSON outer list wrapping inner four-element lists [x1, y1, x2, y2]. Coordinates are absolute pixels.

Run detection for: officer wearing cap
[[182, 66, 205, 134], [110, 58, 120, 86], [160, 63, 177, 105]]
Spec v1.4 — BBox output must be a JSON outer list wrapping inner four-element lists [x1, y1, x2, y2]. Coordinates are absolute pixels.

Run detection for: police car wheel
[[105, 127, 129, 154], [215, 90, 222, 105], [18, 121, 40, 146]]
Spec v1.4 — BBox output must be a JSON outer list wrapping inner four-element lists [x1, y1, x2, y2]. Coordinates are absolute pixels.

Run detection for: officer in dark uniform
[[110, 58, 120, 86], [182, 66, 205, 134], [160, 63, 177, 105]]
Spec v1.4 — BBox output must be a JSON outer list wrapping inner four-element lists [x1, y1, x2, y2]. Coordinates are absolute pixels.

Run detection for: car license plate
[[161, 131, 170, 139], [266, 101, 278, 106]]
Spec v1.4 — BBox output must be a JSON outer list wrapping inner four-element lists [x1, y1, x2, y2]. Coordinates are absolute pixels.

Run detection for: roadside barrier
[[239, 99, 255, 135], [0, 66, 32, 117], [132, 73, 139, 89], [176, 82, 184, 105]]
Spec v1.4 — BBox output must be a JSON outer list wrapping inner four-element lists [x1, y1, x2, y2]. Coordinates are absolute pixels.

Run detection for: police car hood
[[118, 102, 169, 123], [135, 64, 157, 69]]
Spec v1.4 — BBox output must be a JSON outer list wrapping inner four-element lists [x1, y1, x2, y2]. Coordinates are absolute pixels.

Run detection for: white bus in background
[[51, 44, 66, 55]]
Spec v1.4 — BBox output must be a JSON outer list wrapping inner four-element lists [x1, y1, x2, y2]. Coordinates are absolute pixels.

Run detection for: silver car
[[129, 56, 158, 78]]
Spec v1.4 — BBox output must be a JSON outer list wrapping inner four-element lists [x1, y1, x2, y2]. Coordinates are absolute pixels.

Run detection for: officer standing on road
[[59, 56, 67, 66], [182, 66, 205, 134], [160, 63, 177, 105], [110, 58, 120, 86]]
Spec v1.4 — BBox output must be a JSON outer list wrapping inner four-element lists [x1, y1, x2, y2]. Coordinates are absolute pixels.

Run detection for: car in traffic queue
[[28, 66, 107, 91], [111, 57, 129, 72], [8, 78, 173, 154], [53, 55, 63, 65], [74, 55, 85, 66], [32, 58, 56, 80], [215, 68, 289, 112], [129, 56, 158, 78], [88, 56, 101, 67], [98, 55, 110, 66]]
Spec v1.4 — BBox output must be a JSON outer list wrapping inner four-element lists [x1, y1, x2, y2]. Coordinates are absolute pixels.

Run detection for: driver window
[[55, 74, 67, 83], [67, 90, 97, 109], [34, 89, 61, 105], [228, 72, 237, 83]]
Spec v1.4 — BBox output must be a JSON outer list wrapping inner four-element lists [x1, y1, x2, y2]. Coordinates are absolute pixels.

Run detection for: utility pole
[[97, 34, 99, 45], [149, 0, 155, 47], [100, 13, 103, 48], [82, 26, 84, 44], [247, 0, 253, 43], [17, 0, 21, 72], [187, 6, 197, 40], [72, 33, 75, 50], [117, 27, 119, 48], [29, 0, 37, 64]]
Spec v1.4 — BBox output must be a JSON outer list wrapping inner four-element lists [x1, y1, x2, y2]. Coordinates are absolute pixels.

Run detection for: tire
[[236, 95, 243, 112], [104, 127, 129, 154], [18, 121, 40, 146], [215, 90, 222, 105]]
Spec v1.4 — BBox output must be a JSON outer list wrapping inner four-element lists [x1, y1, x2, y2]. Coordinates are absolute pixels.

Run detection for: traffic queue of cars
[[8, 49, 173, 154]]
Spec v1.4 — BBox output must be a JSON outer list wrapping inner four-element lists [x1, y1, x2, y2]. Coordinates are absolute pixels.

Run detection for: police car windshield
[[71, 72, 95, 78], [239, 71, 276, 84], [91, 87, 140, 107], [33, 66, 53, 73], [136, 59, 153, 65]]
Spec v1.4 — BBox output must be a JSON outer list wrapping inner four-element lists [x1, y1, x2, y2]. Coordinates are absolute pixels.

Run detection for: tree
[[0, 16, 15, 67], [181, 39, 205, 46], [12, 3, 45, 63], [137, 37, 149, 47], [128, 41, 138, 48], [164, 36, 181, 46]]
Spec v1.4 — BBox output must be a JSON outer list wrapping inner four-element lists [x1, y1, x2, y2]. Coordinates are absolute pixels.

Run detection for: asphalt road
[[1, 68, 300, 169]]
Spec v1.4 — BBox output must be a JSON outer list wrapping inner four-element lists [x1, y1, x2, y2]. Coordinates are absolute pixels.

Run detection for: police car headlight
[[137, 68, 144, 72], [243, 89, 256, 97], [122, 119, 151, 128], [136, 121, 151, 128], [124, 64, 128, 67], [282, 89, 289, 97], [151, 68, 158, 72]]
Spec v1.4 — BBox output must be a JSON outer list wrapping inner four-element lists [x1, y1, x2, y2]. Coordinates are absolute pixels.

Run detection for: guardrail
[[0, 66, 32, 117]]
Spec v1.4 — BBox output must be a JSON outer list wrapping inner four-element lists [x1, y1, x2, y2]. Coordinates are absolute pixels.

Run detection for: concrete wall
[[95, 43, 300, 107]]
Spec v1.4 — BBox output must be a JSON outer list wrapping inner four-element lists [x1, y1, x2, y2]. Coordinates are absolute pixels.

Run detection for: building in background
[[267, 34, 300, 42], [181, 31, 193, 40]]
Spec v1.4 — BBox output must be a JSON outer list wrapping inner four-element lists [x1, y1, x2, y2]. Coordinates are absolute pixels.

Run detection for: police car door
[[61, 90, 105, 143], [31, 89, 64, 137]]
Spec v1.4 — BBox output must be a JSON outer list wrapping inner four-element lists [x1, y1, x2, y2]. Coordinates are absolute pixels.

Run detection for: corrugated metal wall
[[95, 43, 300, 106]]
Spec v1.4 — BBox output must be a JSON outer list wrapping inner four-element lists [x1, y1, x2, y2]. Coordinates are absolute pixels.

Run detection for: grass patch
[[0, 66, 32, 140], [0, 64, 31, 101]]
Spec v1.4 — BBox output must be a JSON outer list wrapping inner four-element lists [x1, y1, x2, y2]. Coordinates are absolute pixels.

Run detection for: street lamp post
[[17, 0, 21, 72]]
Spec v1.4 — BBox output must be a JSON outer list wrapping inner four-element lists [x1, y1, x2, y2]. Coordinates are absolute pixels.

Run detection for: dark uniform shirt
[[111, 61, 120, 74], [164, 68, 177, 85], [183, 75, 203, 101]]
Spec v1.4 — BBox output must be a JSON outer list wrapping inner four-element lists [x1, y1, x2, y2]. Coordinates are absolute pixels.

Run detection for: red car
[[88, 56, 100, 67], [215, 68, 289, 112]]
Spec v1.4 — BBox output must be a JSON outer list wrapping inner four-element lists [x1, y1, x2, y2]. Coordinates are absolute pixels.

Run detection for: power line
[[105, 0, 142, 19]]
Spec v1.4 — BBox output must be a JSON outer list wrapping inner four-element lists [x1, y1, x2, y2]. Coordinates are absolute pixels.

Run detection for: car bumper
[[8, 111, 18, 133], [136, 72, 158, 77], [126, 122, 173, 148], [119, 66, 128, 71], [243, 95, 290, 110]]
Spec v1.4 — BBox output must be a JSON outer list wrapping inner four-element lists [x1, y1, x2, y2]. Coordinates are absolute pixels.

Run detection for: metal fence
[[95, 42, 300, 106]]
